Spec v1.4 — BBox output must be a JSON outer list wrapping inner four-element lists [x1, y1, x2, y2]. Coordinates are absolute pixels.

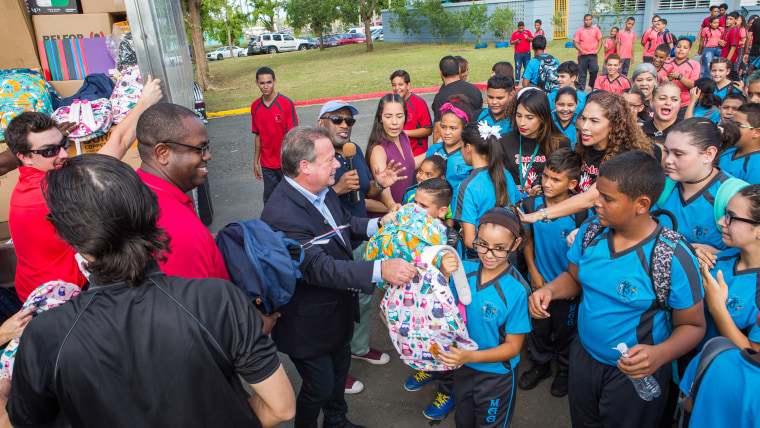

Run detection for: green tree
[[597, 0, 633, 28], [248, 0, 284, 32], [182, 0, 211, 90], [390, 4, 424, 43], [337, 0, 387, 52], [201, 0, 249, 55], [286, 0, 339, 51], [467, 3, 488, 44], [418, 0, 455, 44], [451, 9, 471, 44], [489, 6, 515, 43]]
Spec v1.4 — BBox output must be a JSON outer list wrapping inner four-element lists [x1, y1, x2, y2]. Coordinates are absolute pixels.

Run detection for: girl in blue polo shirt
[[698, 184, 760, 351], [426, 99, 473, 193], [685, 78, 722, 124], [719, 104, 760, 184], [551, 87, 579, 149], [438, 207, 532, 428], [453, 121, 521, 257], [659, 118, 737, 254]]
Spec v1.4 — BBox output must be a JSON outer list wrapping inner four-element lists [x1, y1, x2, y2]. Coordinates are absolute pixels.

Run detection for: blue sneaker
[[423, 392, 455, 420], [404, 371, 439, 392]]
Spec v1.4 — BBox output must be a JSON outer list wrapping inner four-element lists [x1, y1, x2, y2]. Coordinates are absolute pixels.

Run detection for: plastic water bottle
[[613, 343, 661, 401]]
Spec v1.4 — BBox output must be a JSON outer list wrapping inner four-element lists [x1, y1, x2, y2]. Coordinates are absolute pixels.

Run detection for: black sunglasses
[[322, 116, 356, 126], [164, 140, 211, 157], [725, 211, 760, 226], [29, 137, 70, 158]]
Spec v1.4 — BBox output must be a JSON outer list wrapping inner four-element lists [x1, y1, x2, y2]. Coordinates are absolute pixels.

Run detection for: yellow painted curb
[[208, 108, 249, 118]]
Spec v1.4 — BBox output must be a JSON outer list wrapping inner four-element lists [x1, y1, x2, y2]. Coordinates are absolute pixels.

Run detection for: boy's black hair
[[626, 16, 635, 22], [545, 147, 582, 182], [535, 19, 542, 24], [390, 70, 410, 83], [606, 53, 621, 63], [487, 73, 515, 92], [655, 43, 671, 54], [439, 56, 460, 78], [738, 103, 760, 128], [722, 92, 747, 105], [611, 26, 619, 31], [710, 5, 718, 11], [532, 35, 547, 51], [720, 3, 728, 9], [421, 155, 447, 177], [660, 18, 668, 25], [557, 61, 579, 77], [417, 177, 453, 208], [256, 67, 275, 80], [584, 14, 592, 19], [598, 150, 665, 205], [517, 21, 525, 27], [728, 11, 740, 19]]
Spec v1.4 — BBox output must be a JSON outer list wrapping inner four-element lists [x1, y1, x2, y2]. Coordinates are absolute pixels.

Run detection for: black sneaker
[[517, 363, 551, 390], [550, 371, 569, 397]]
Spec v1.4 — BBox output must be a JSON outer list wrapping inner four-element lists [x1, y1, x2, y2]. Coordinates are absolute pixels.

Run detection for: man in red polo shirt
[[5, 78, 162, 302], [136, 103, 229, 281], [511, 21, 533, 84], [573, 14, 603, 91], [390, 70, 432, 156], [251, 66, 298, 204]]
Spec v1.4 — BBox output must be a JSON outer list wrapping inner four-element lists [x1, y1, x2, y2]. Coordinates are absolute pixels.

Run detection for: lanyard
[[518, 135, 540, 195]]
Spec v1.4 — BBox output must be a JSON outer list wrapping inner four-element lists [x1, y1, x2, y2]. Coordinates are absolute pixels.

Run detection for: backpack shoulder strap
[[521, 196, 537, 215], [581, 221, 605, 255], [574, 208, 590, 230], [648, 226, 683, 311], [688, 337, 739, 401], [420, 245, 471, 305]]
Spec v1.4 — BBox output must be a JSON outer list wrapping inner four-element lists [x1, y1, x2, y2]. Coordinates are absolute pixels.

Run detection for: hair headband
[[479, 208, 521, 239], [440, 103, 469, 123]]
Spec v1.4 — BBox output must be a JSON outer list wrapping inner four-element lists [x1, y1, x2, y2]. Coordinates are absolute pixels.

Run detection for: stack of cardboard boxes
[[3, 0, 127, 98]]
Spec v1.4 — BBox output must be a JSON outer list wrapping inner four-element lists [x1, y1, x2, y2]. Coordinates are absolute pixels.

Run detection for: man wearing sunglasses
[[135, 103, 230, 282], [318, 100, 405, 394], [251, 66, 299, 205]]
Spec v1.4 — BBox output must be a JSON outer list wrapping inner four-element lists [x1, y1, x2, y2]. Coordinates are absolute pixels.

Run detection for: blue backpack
[[215, 219, 304, 315]]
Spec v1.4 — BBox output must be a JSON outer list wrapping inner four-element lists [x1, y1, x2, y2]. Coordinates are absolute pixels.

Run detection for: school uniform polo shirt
[[452, 167, 521, 226], [593, 74, 631, 94], [250, 93, 298, 169], [719, 148, 760, 184], [138, 169, 230, 280], [9, 167, 87, 302], [510, 30, 533, 53], [714, 81, 741, 99], [552, 112, 578, 149], [522, 54, 560, 85], [679, 348, 760, 428], [573, 26, 602, 56], [534, 29, 546, 38], [659, 171, 731, 251], [568, 220, 703, 366], [700, 248, 760, 346], [618, 29, 636, 59], [693, 105, 721, 123], [701, 27, 724, 48], [658, 59, 701, 107], [403, 93, 433, 156], [721, 27, 741, 62], [548, 89, 587, 115], [7, 266, 280, 428], [426, 142, 472, 192], [603, 38, 617, 60], [461, 261, 532, 374], [642, 27, 659, 57]]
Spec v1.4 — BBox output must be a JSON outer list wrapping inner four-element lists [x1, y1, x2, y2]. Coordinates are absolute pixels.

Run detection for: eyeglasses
[[736, 123, 756, 130], [472, 240, 511, 258], [725, 211, 760, 226], [322, 116, 356, 126], [164, 140, 210, 157], [29, 137, 70, 158], [627, 103, 642, 108]]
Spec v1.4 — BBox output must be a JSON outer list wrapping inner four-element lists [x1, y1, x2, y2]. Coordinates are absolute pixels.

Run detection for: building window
[[658, 0, 710, 9], [619, 0, 645, 11]]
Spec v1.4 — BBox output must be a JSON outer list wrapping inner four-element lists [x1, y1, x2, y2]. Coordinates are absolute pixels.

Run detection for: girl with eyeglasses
[[436, 207, 531, 428], [697, 183, 760, 351], [453, 121, 520, 255], [622, 87, 650, 124], [659, 117, 738, 256], [643, 81, 683, 149], [719, 103, 760, 184], [366, 94, 419, 206], [425, 97, 474, 192], [685, 77, 723, 123]]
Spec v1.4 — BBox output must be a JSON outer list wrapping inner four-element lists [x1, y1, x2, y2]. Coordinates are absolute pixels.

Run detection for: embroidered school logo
[[275, 113, 284, 123], [617, 280, 638, 301], [560, 228, 573, 239], [726, 295, 744, 313], [691, 225, 708, 240], [482, 302, 498, 320]]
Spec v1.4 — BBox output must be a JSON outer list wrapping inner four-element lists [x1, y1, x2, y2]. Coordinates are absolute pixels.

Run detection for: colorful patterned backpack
[[0, 69, 59, 144], [382, 245, 476, 372], [365, 203, 447, 291], [51, 98, 113, 143], [110, 65, 143, 124]]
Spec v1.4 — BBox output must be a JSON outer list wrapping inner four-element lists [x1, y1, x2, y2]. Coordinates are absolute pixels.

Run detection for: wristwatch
[[539, 208, 551, 223], [677, 73, 683, 81]]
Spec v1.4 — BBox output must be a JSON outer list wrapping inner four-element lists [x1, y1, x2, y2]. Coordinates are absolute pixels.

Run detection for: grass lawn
[[203, 39, 696, 112]]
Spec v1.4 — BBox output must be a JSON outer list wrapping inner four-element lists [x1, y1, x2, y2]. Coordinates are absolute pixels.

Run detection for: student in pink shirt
[[618, 17, 636, 76], [641, 15, 661, 63], [594, 54, 631, 95], [534, 19, 546, 38], [602, 27, 619, 75], [658, 38, 701, 109], [573, 14, 603, 91], [699, 16, 724, 78]]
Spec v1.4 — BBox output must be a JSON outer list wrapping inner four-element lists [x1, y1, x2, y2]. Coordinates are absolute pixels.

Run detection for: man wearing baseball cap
[[317, 100, 405, 395]]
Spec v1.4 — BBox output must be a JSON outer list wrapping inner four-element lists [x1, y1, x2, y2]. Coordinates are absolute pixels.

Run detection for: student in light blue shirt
[[685, 77, 723, 124], [548, 61, 587, 115], [719, 103, 760, 184], [426, 99, 473, 193], [551, 87, 579, 148]]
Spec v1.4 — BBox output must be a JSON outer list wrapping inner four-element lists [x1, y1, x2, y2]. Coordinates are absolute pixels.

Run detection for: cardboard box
[[80, 0, 124, 14], [1, 0, 40, 70], [32, 12, 125, 43], [50, 79, 84, 97], [0, 170, 20, 223], [25, 0, 81, 15]]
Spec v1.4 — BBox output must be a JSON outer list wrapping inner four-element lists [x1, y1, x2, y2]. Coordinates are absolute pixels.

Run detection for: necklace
[[685, 167, 714, 184]]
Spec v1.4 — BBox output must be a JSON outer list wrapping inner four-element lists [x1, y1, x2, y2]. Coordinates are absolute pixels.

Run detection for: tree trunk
[[319, 30, 325, 51], [363, 15, 373, 52], [227, 22, 234, 59], [186, 0, 211, 90]]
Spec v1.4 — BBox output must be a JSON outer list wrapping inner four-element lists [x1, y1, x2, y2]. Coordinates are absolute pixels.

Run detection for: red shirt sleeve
[[250, 101, 259, 134]]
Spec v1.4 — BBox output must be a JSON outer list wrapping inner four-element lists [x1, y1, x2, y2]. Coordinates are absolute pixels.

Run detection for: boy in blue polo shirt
[[548, 62, 587, 115], [519, 148, 590, 397], [473, 74, 515, 139], [521, 36, 560, 91], [529, 151, 705, 428]]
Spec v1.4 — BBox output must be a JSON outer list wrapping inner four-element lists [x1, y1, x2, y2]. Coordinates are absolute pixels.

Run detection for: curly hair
[[576, 91, 653, 164]]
